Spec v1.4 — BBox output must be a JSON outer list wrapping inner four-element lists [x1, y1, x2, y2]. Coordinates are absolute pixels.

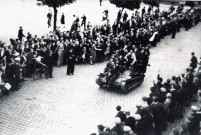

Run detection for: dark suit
[[44, 54, 54, 77], [26, 51, 34, 76], [151, 102, 167, 135], [11, 62, 21, 90], [18, 28, 25, 42], [67, 53, 75, 75]]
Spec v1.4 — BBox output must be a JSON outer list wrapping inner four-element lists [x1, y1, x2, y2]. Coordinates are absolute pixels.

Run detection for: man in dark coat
[[190, 52, 197, 70], [81, 14, 87, 29], [141, 7, 145, 19], [123, 11, 128, 23], [47, 11, 52, 28], [171, 19, 177, 39], [66, 49, 75, 75], [115, 105, 126, 122], [44, 50, 54, 78], [11, 57, 21, 91], [61, 13, 65, 28], [26, 48, 34, 77], [18, 26, 25, 42], [117, 10, 122, 24], [151, 102, 167, 135]]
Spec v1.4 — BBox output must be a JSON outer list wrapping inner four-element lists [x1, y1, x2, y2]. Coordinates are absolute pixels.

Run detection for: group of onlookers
[[0, 4, 200, 95], [91, 53, 201, 135]]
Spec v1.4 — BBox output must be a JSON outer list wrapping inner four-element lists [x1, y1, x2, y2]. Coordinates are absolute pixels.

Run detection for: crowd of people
[[91, 52, 201, 135], [0, 2, 199, 134], [0, 3, 199, 93]]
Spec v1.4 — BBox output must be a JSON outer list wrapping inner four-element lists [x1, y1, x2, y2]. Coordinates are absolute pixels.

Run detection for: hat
[[114, 117, 121, 124], [13, 52, 20, 57], [166, 93, 172, 98], [133, 114, 141, 121], [160, 87, 166, 92], [191, 106, 198, 112], [123, 126, 131, 132], [170, 88, 176, 91], [15, 57, 20, 61]]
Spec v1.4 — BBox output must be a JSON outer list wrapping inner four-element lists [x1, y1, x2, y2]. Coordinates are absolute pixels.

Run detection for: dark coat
[[18, 29, 25, 39], [44, 54, 54, 67], [150, 102, 167, 130], [11, 62, 21, 76], [61, 14, 65, 24]]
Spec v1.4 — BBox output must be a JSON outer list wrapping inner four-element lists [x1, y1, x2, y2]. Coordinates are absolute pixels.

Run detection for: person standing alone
[[18, 26, 25, 42], [61, 13, 65, 28], [47, 10, 52, 28], [81, 14, 86, 30], [67, 49, 75, 75], [44, 50, 54, 78]]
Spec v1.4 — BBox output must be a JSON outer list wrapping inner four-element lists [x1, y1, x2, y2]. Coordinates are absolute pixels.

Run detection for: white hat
[[133, 114, 141, 121], [15, 57, 20, 61], [123, 126, 131, 132], [14, 52, 19, 56], [114, 117, 121, 124], [170, 88, 176, 91], [191, 106, 198, 112], [160, 87, 166, 92], [166, 93, 172, 98]]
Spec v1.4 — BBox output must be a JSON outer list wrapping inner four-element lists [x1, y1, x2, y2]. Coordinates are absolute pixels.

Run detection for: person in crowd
[[47, 10, 52, 28], [111, 117, 124, 135], [61, 13, 65, 28], [123, 11, 128, 23], [44, 50, 54, 78], [190, 52, 198, 70], [11, 57, 21, 91], [117, 10, 122, 24], [66, 49, 75, 75], [141, 7, 145, 19], [18, 26, 25, 42], [26, 48, 34, 77], [81, 14, 87, 29], [56, 41, 64, 67], [103, 8, 109, 21], [115, 105, 127, 122]]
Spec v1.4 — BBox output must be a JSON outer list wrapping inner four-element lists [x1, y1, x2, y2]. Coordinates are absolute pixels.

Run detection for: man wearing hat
[[171, 18, 177, 39], [125, 112, 136, 131], [115, 105, 126, 122], [190, 52, 198, 70], [97, 124, 111, 135], [66, 49, 75, 75], [18, 26, 25, 42], [11, 57, 21, 91], [44, 50, 54, 78], [111, 117, 124, 135], [150, 101, 167, 135]]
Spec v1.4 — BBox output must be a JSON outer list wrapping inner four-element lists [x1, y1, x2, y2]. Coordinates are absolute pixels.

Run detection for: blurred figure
[[47, 10, 52, 28], [18, 26, 25, 42], [81, 14, 86, 29], [61, 13, 65, 28]]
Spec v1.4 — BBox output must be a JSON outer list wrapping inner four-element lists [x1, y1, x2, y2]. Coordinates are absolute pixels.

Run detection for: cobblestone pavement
[[0, 23, 200, 135]]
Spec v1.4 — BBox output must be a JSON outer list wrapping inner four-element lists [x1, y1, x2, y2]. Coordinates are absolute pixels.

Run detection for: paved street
[[0, 23, 200, 135], [0, 0, 200, 135]]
